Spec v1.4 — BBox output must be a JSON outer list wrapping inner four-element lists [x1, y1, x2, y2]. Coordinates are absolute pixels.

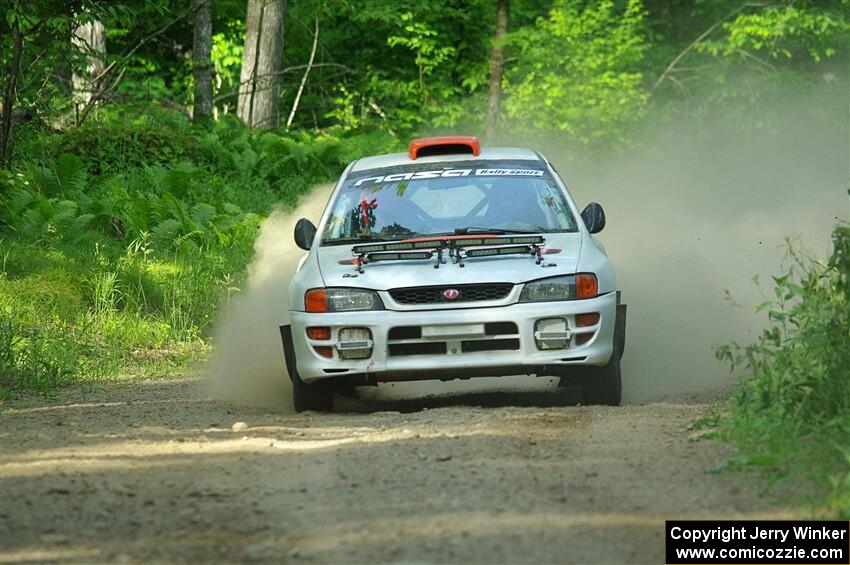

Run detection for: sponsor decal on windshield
[[353, 168, 544, 187]]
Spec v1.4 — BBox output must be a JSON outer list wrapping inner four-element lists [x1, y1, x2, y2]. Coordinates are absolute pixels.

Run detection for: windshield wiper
[[452, 226, 539, 235]]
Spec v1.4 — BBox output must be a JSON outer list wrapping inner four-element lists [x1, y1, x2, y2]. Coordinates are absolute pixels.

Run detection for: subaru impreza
[[280, 135, 626, 411]]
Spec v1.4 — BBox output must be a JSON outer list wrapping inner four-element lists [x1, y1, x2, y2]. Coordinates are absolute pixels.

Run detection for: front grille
[[389, 342, 447, 356], [389, 283, 513, 305], [484, 322, 518, 335], [387, 321, 520, 357], [388, 326, 422, 340], [461, 338, 520, 353]]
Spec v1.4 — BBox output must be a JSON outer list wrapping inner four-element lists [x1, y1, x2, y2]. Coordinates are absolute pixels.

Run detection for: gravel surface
[[0, 378, 804, 564]]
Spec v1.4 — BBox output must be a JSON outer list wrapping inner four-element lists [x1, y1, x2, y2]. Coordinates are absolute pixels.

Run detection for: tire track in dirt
[[0, 378, 805, 564]]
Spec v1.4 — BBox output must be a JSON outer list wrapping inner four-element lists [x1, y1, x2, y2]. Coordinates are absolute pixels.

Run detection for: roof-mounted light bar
[[408, 135, 481, 160]]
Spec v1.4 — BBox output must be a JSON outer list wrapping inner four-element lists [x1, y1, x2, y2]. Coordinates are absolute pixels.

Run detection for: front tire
[[582, 341, 622, 406], [292, 378, 334, 412], [281, 324, 334, 412]]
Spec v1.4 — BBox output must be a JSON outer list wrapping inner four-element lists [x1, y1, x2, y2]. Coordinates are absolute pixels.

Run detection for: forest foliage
[[3, 0, 848, 147], [715, 228, 850, 518], [1, 0, 848, 513]]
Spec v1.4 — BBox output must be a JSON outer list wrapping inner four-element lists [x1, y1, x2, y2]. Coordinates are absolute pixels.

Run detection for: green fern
[[54, 154, 87, 193], [4, 187, 36, 219], [52, 200, 80, 229], [163, 162, 202, 196], [71, 213, 96, 233], [190, 203, 217, 226], [20, 197, 55, 237], [151, 218, 183, 244]]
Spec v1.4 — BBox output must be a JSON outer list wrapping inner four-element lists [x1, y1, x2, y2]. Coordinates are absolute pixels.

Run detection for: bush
[[716, 224, 850, 517], [0, 107, 400, 397]]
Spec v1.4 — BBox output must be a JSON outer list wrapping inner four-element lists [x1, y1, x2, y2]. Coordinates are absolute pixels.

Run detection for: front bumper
[[285, 292, 617, 384]]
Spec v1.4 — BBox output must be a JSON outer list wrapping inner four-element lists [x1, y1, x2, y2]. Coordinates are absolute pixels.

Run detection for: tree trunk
[[72, 17, 106, 123], [485, 0, 509, 142], [192, 0, 213, 123], [0, 15, 23, 168], [237, 0, 285, 129]]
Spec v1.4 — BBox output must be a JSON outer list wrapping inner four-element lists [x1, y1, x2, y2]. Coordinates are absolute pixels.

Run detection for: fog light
[[575, 313, 599, 327], [575, 333, 593, 346], [534, 318, 570, 350], [307, 326, 331, 340], [338, 327, 373, 360], [313, 345, 334, 358]]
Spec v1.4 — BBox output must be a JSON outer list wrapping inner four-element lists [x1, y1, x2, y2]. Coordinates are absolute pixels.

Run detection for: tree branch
[[77, 4, 200, 125], [212, 63, 352, 103], [286, 15, 319, 129], [653, 1, 755, 90]]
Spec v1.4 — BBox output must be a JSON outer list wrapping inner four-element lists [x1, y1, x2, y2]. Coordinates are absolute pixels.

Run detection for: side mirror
[[294, 218, 317, 250], [581, 202, 606, 234]]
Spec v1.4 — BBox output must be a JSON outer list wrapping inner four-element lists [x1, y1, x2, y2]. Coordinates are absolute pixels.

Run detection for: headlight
[[519, 274, 598, 302], [305, 288, 384, 313]]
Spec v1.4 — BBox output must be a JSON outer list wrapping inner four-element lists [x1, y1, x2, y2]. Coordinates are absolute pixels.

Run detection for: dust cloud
[[210, 83, 846, 409], [552, 83, 849, 401], [208, 184, 332, 410]]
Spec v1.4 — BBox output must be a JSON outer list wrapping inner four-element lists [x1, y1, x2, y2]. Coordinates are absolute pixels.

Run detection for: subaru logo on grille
[[443, 288, 460, 300]]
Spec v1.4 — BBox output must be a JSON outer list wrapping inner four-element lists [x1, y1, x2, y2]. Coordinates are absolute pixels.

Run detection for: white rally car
[[280, 136, 626, 411]]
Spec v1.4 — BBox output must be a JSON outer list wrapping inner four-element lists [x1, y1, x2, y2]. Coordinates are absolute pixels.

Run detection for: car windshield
[[322, 160, 578, 244]]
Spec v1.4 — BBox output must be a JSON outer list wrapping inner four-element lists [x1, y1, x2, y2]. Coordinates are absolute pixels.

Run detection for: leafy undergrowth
[[715, 224, 850, 518], [0, 106, 401, 398]]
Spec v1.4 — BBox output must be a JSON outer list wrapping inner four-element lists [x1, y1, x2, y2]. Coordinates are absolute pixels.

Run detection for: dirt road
[[1, 378, 804, 564]]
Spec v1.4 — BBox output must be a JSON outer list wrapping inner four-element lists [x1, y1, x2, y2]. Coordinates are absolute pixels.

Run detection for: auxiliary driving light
[[534, 318, 571, 350], [337, 327, 373, 360]]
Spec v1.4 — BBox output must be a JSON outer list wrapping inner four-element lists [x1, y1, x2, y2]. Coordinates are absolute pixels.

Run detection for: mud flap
[[615, 290, 626, 360], [616, 304, 627, 360]]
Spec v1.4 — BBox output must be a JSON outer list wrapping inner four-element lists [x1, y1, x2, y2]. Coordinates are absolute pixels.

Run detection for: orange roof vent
[[408, 135, 481, 160]]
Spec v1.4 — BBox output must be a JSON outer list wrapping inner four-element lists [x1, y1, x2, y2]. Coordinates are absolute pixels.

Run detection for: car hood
[[316, 233, 582, 289]]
